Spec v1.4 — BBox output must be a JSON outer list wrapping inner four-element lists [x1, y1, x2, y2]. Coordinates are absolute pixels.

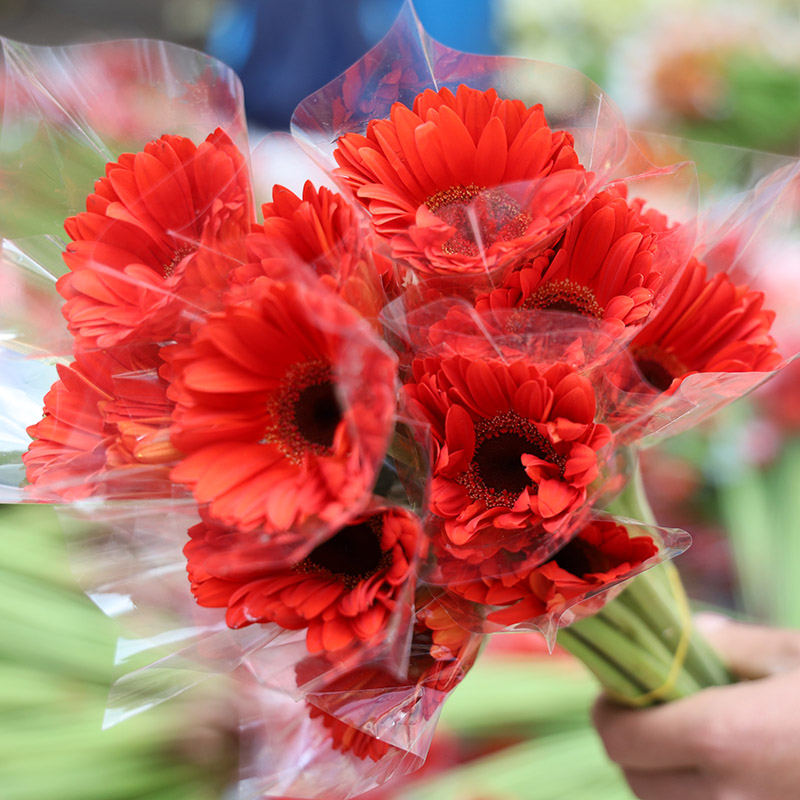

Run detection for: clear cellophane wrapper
[[2, 2, 800, 797]]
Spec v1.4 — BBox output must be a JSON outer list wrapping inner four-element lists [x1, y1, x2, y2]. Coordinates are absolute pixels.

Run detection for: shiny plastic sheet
[[291, 2, 629, 181], [430, 513, 691, 645], [290, 3, 634, 294], [0, 37, 247, 243], [607, 159, 800, 445]]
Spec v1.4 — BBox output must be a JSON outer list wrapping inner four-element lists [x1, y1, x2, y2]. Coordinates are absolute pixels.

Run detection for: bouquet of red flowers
[[2, 3, 798, 798]]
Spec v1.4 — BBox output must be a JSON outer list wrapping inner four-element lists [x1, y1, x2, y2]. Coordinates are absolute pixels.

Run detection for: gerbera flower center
[[425, 185, 532, 257], [522, 279, 604, 318], [458, 411, 566, 508], [426, 184, 485, 214], [553, 537, 609, 577], [294, 516, 390, 589], [473, 434, 535, 495], [295, 381, 341, 449], [162, 245, 197, 278], [267, 360, 344, 461], [630, 345, 687, 392]]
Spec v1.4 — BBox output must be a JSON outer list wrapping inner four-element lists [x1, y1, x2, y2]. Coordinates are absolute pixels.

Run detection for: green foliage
[[718, 438, 800, 627], [0, 504, 237, 800], [678, 53, 800, 153]]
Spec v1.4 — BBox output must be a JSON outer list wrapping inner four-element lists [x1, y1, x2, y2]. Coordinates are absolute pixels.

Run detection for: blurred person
[[593, 615, 800, 799]]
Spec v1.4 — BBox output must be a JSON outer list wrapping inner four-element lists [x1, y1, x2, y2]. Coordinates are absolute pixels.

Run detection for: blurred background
[[2, 0, 799, 149], [1, 0, 799, 798]]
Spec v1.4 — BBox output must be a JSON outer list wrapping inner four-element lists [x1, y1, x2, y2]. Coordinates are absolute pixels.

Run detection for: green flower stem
[[562, 612, 699, 702], [618, 565, 733, 688], [557, 456, 734, 705], [614, 458, 731, 684], [610, 462, 733, 688], [556, 626, 648, 700], [608, 459, 656, 523], [0, 504, 238, 800], [597, 589, 704, 695]]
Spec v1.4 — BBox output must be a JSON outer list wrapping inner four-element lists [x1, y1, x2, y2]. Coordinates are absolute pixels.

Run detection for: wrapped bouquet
[[1, 3, 798, 797]]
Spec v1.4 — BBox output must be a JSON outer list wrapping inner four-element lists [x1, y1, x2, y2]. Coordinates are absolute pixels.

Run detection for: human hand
[[592, 615, 800, 800]]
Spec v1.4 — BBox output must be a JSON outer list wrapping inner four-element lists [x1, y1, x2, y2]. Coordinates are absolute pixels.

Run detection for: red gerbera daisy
[[298, 591, 482, 762], [57, 128, 252, 349], [403, 355, 612, 553], [433, 519, 659, 631], [308, 704, 395, 762], [235, 180, 399, 317], [629, 256, 781, 393], [167, 276, 397, 535], [486, 519, 659, 628], [184, 505, 421, 653], [413, 592, 481, 687], [24, 344, 177, 500], [476, 186, 673, 331], [333, 85, 589, 279]]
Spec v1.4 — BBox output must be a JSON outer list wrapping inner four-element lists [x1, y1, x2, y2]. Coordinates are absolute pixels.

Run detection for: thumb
[[694, 613, 800, 679]]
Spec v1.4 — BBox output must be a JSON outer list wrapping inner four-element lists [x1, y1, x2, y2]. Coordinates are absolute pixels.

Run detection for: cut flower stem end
[[557, 464, 734, 706]]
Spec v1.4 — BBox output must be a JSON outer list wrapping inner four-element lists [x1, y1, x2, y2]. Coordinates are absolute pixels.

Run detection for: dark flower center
[[426, 185, 532, 257], [552, 537, 607, 577], [295, 381, 341, 449], [294, 516, 390, 589], [473, 432, 544, 496], [522, 279, 604, 318], [636, 359, 674, 392], [459, 411, 566, 508], [267, 360, 344, 461], [630, 345, 686, 393]]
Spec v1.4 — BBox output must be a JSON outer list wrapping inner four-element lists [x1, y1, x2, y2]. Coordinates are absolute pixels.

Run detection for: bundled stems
[[556, 460, 734, 706]]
